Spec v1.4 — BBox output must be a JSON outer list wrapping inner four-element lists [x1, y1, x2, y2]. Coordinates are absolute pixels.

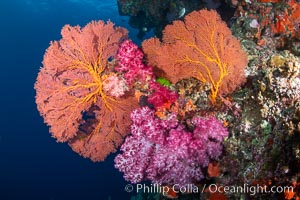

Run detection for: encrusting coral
[[216, 20, 300, 199], [232, 0, 300, 55]]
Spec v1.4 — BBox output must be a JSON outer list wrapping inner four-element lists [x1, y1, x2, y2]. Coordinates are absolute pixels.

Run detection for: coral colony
[[35, 5, 300, 200], [114, 107, 228, 186]]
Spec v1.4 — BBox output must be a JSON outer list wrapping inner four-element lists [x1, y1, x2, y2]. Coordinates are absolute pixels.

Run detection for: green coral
[[156, 77, 171, 87], [260, 120, 272, 135]]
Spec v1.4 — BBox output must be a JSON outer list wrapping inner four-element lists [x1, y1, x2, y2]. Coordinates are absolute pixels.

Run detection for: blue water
[[0, 1, 143, 199]]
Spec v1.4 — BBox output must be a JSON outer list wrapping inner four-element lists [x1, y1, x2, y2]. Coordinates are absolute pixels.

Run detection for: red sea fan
[[35, 21, 138, 162], [142, 9, 248, 104], [68, 95, 137, 162]]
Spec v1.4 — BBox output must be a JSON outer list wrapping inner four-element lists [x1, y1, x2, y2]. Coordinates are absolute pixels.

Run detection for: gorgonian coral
[[114, 107, 228, 186], [35, 21, 138, 162], [142, 9, 248, 104]]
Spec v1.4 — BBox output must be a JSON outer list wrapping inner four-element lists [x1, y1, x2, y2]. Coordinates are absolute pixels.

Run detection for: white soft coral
[[103, 74, 129, 98]]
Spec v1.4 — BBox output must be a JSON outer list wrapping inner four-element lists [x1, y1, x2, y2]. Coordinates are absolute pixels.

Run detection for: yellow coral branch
[[87, 120, 102, 142], [173, 16, 228, 104], [67, 43, 114, 110]]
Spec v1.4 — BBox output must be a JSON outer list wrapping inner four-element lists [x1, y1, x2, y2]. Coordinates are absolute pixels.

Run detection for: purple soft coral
[[114, 107, 228, 186]]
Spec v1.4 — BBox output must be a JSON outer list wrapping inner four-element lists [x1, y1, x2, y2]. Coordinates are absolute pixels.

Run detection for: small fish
[[142, 27, 147, 32], [282, 166, 289, 174], [178, 7, 186, 18], [166, 3, 185, 22]]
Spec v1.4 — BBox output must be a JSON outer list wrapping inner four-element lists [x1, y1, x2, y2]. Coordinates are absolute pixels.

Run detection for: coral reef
[[131, 4, 300, 199], [216, 23, 300, 200], [35, 3, 300, 199], [232, 0, 300, 54]]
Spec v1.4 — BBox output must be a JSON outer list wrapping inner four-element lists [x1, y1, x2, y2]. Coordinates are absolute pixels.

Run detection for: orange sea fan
[[35, 20, 138, 161], [142, 9, 248, 104]]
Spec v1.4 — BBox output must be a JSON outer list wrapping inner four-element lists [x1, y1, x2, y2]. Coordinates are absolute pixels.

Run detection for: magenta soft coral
[[115, 40, 153, 84], [116, 39, 178, 108], [114, 107, 228, 186], [147, 81, 178, 108]]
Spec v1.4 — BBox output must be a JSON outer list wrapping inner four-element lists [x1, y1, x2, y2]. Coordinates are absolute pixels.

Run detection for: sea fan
[[142, 9, 248, 104], [35, 20, 138, 162]]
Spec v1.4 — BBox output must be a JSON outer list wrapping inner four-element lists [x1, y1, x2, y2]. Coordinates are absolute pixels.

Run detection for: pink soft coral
[[114, 107, 228, 186], [115, 40, 153, 84]]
